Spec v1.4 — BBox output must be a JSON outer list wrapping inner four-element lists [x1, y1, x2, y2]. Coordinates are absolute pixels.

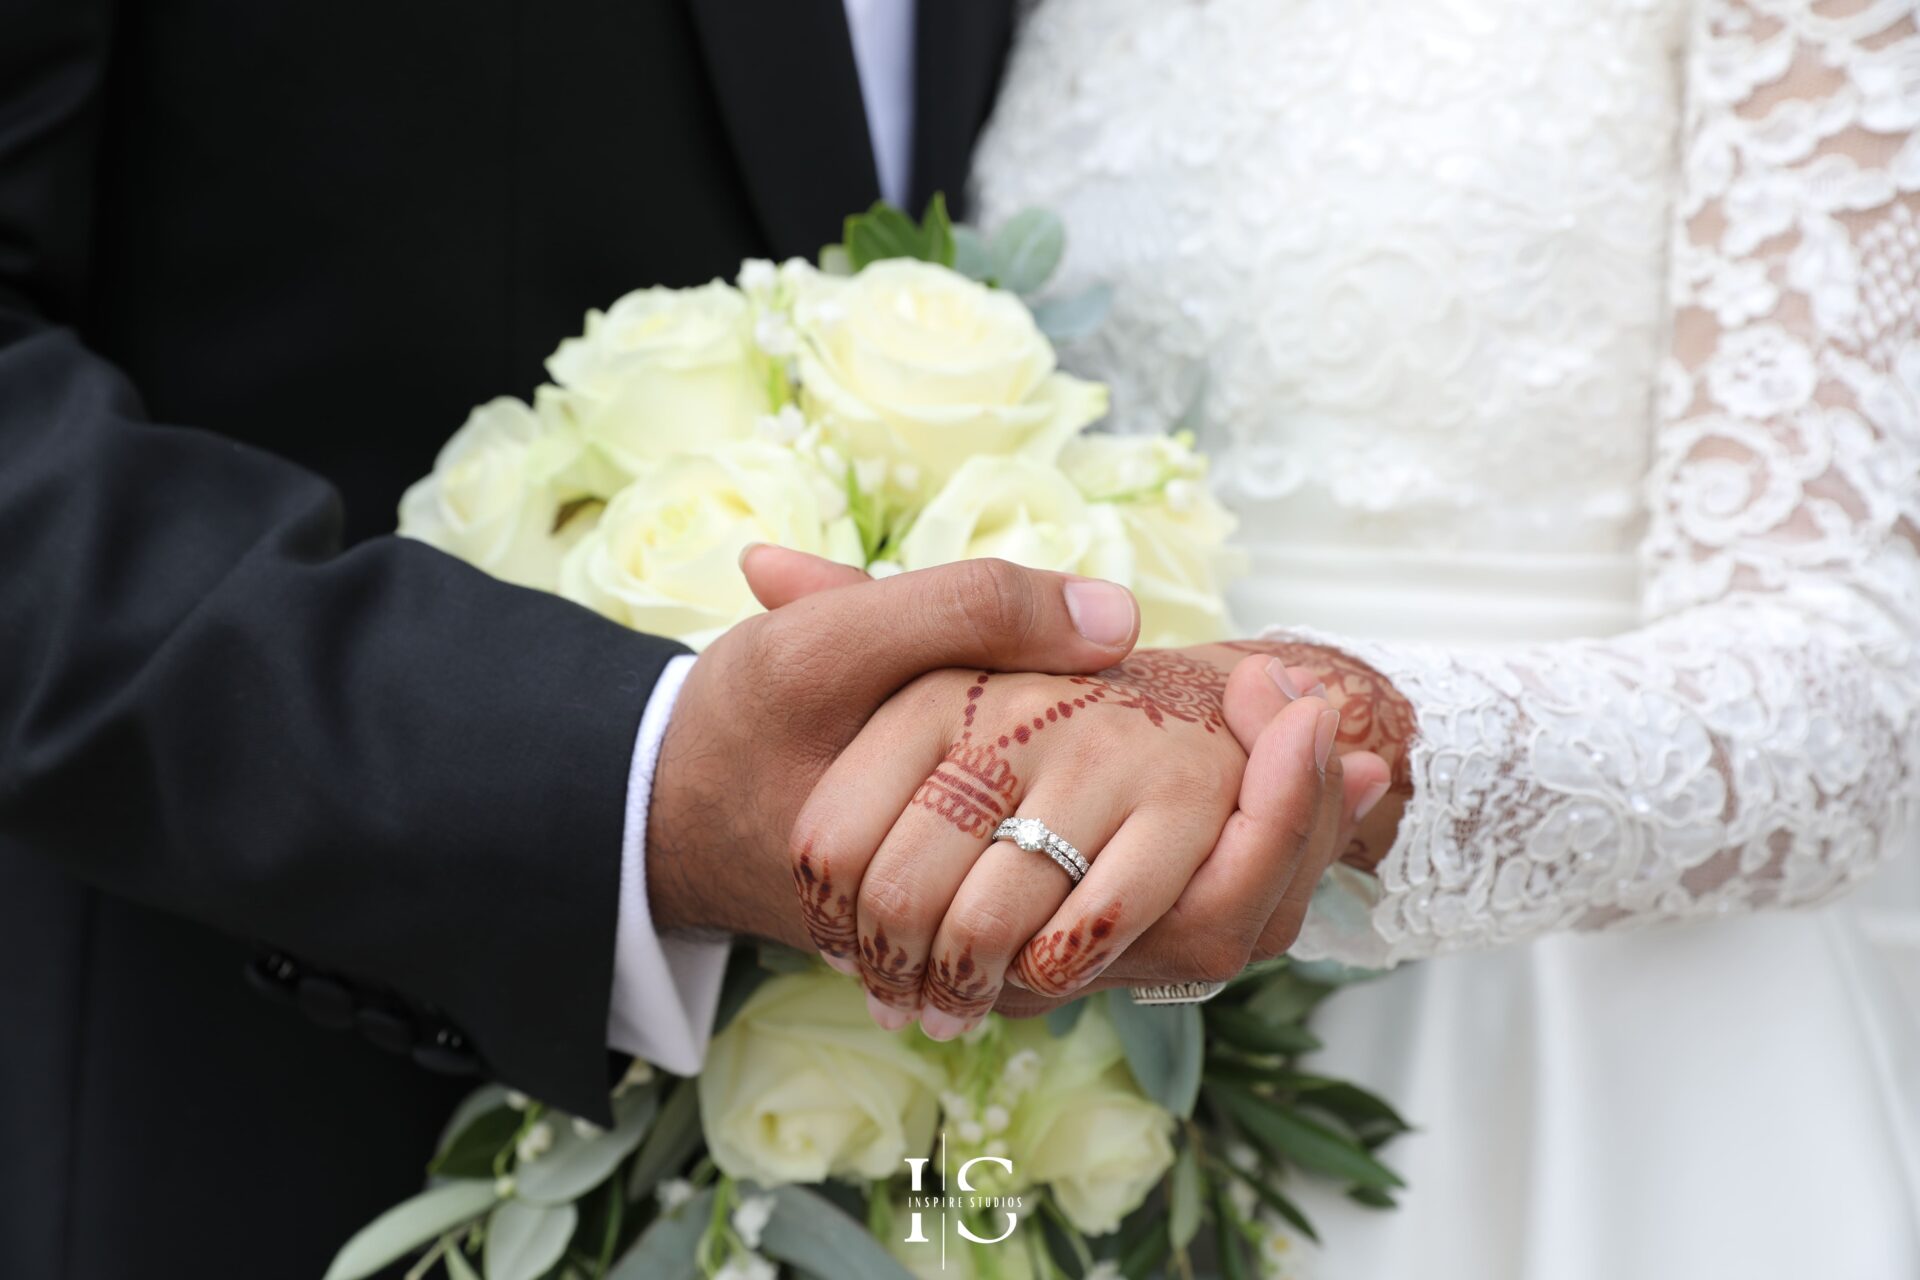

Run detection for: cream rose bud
[[899, 456, 1134, 584], [1005, 1006, 1176, 1236], [544, 280, 769, 472], [794, 258, 1108, 486], [699, 972, 946, 1186], [1060, 433, 1244, 646], [558, 443, 861, 649], [397, 396, 599, 592]]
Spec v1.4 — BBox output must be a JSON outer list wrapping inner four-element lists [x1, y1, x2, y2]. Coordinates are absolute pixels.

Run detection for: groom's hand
[[646, 548, 1142, 945]]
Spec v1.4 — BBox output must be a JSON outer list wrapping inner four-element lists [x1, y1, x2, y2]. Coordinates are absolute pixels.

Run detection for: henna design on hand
[[1070, 650, 1228, 732], [793, 846, 857, 960], [860, 924, 925, 1007], [914, 739, 1020, 837], [1009, 902, 1122, 998], [925, 945, 995, 1021]]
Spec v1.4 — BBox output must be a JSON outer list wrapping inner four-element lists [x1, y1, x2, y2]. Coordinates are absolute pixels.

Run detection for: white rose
[[898, 456, 1133, 584], [794, 259, 1107, 486], [397, 396, 601, 591], [1005, 1007, 1176, 1236], [888, 1212, 1039, 1280], [558, 443, 861, 649], [699, 972, 945, 1185], [1060, 433, 1244, 646], [545, 280, 770, 472]]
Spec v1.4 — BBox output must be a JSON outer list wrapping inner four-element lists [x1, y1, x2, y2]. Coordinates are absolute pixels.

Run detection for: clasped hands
[[648, 546, 1402, 1037]]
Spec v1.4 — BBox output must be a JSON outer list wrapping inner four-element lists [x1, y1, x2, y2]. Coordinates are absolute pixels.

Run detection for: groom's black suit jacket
[[0, 2, 1011, 1275]]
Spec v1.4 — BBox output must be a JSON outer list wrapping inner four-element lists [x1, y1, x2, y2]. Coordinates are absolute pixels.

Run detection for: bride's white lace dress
[[975, 0, 1920, 1274]]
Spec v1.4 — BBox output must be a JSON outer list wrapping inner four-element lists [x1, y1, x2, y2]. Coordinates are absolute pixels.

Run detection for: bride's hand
[[788, 645, 1387, 1037]]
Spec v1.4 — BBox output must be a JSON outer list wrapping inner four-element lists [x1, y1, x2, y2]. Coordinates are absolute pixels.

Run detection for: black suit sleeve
[[0, 2, 685, 1118]]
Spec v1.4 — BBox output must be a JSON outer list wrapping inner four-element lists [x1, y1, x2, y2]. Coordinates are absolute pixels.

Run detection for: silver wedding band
[[992, 817, 1088, 884], [1129, 980, 1228, 1005]]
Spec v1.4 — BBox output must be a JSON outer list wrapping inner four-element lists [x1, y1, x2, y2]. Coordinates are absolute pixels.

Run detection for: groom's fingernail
[[1265, 659, 1305, 700], [1354, 779, 1391, 823], [1314, 708, 1341, 772], [821, 951, 859, 977], [1064, 578, 1138, 648], [918, 1008, 972, 1042], [866, 991, 915, 1031], [736, 541, 768, 570], [1305, 682, 1327, 700]]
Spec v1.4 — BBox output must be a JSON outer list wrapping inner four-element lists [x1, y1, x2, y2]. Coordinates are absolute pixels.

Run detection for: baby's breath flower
[[657, 1178, 696, 1210], [515, 1121, 554, 1163], [714, 1253, 777, 1280], [571, 1117, 604, 1140], [853, 456, 889, 495], [737, 259, 777, 296], [505, 1090, 531, 1112], [983, 1104, 1010, 1134], [958, 1120, 985, 1145], [755, 405, 807, 445], [732, 1192, 777, 1250]]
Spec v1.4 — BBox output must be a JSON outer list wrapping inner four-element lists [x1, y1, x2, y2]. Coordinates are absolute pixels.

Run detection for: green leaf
[[818, 244, 855, 277], [1044, 998, 1088, 1038], [1116, 1218, 1170, 1280], [430, 1106, 522, 1179], [1273, 1075, 1414, 1143], [1205, 1005, 1323, 1057], [324, 1180, 499, 1280], [1209, 1084, 1404, 1190], [437, 1085, 513, 1154], [755, 1183, 916, 1280], [1213, 1186, 1253, 1280], [1106, 991, 1204, 1118], [444, 1239, 483, 1280], [845, 203, 926, 270], [1031, 284, 1112, 342], [1349, 1184, 1398, 1209], [1168, 1144, 1205, 1252], [628, 1079, 703, 1200], [484, 1200, 576, 1280], [515, 1089, 659, 1206], [1212, 1157, 1319, 1243], [607, 1188, 713, 1280], [951, 225, 995, 282], [920, 193, 956, 268], [991, 208, 1066, 294]]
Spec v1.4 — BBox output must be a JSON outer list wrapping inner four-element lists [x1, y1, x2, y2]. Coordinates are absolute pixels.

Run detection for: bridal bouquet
[[331, 201, 1406, 1280]]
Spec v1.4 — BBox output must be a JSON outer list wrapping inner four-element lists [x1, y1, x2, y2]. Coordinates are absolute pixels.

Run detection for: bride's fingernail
[[1314, 708, 1341, 772], [919, 1007, 972, 1042], [1265, 659, 1305, 700], [737, 541, 768, 570], [1305, 682, 1327, 700], [1353, 779, 1390, 823], [866, 991, 915, 1031], [821, 951, 859, 977]]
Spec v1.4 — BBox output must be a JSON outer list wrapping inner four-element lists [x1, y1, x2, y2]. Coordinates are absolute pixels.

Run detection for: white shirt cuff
[[607, 653, 728, 1075]]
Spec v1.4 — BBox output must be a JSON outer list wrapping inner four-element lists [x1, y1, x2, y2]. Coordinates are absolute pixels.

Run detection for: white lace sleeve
[[1288, 0, 1920, 968]]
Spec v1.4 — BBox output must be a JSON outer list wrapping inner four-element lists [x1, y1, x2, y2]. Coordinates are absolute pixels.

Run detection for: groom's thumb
[[753, 551, 1140, 705], [740, 544, 871, 610]]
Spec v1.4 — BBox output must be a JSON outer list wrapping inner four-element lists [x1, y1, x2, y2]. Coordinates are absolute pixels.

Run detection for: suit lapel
[[909, 0, 1016, 217], [689, 0, 880, 260]]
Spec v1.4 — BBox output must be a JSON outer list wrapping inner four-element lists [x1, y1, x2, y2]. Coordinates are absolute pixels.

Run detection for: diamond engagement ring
[[1129, 981, 1228, 1005], [992, 817, 1088, 884]]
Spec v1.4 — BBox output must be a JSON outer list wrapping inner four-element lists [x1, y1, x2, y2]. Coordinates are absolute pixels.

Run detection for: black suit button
[[355, 1005, 415, 1055], [412, 1027, 480, 1076], [244, 952, 300, 1002], [296, 975, 355, 1030]]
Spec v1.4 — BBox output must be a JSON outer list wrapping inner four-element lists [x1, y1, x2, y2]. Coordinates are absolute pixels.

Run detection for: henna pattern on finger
[[793, 846, 857, 960], [1009, 902, 1122, 998], [924, 945, 995, 1021], [859, 924, 925, 1007], [914, 739, 1020, 837]]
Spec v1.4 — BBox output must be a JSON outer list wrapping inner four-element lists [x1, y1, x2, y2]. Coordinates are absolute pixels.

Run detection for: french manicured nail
[[1265, 658, 1305, 700], [1314, 708, 1341, 772], [1064, 578, 1137, 648], [918, 1007, 973, 1042], [1353, 779, 1390, 823], [736, 541, 767, 570], [866, 991, 915, 1031], [1305, 682, 1327, 699], [821, 951, 859, 977]]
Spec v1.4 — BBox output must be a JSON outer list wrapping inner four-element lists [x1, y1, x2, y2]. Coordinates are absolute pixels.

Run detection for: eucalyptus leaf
[[1044, 998, 1088, 1038], [755, 1184, 916, 1280], [1214, 1185, 1252, 1280], [484, 1200, 576, 1280], [1169, 1145, 1205, 1251], [430, 1106, 521, 1179], [991, 208, 1066, 294], [1031, 284, 1113, 342], [514, 1088, 659, 1206], [628, 1079, 703, 1199], [323, 1180, 499, 1280], [1106, 991, 1204, 1118], [606, 1188, 714, 1280], [1205, 1005, 1322, 1057], [438, 1084, 513, 1155], [1209, 1084, 1403, 1191], [952, 225, 995, 282], [1213, 1157, 1319, 1243]]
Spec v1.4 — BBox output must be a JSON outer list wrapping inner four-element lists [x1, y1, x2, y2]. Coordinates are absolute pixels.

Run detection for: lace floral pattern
[[976, 0, 1920, 966]]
